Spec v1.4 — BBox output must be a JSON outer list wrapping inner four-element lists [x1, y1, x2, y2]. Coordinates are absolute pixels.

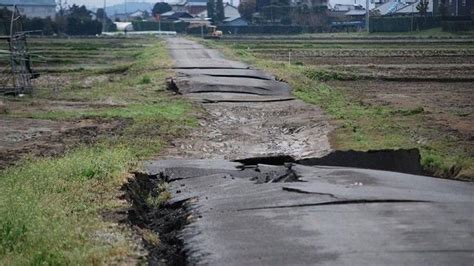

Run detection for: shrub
[[215, 25, 304, 35], [442, 20, 473, 32], [131, 21, 189, 32], [369, 16, 441, 32]]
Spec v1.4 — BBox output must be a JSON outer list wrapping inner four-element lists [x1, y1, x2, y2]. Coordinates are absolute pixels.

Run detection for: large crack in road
[[125, 38, 474, 265]]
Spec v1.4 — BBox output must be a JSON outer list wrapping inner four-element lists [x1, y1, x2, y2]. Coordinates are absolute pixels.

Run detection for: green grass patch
[[1, 38, 198, 263], [303, 68, 358, 82], [0, 146, 134, 265]]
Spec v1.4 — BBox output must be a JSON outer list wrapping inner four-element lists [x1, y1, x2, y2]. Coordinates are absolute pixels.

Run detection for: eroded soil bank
[[122, 173, 190, 265]]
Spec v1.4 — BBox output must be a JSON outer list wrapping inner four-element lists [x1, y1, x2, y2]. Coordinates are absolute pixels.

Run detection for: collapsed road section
[[138, 159, 474, 265], [126, 38, 474, 265]]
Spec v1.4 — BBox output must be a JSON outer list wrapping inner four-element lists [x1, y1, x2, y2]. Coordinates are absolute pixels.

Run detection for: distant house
[[345, 8, 367, 19], [295, 0, 329, 9], [332, 4, 357, 12], [441, 0, 473, 16], [0, 0, 56, 19], [371, 0, 410, 16], [129, 10, 147, 19], [394, 1, 433, 15], [371, 0, 435, 16], [161, 11, 195, 21], [170, 0, 188, 12], [197, 3, 241, 20], [110, 10, 149, 21], [186, 0, 208, 15], [223, 17, 249, 26]]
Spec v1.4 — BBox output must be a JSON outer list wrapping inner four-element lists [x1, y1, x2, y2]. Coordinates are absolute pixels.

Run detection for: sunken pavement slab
[[144, 159, 474, 265]]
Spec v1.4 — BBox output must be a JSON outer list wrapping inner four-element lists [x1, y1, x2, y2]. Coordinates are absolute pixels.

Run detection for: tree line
[[0, 4, 115, 36], [238, 0, 329, 27]]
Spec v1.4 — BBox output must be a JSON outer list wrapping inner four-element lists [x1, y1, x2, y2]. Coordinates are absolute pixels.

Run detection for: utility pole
[[124, 0, 128, 21], [159, 17, 161, 32], [200, 14, 204, 38], [455, 0, 458, 16], [366, 0, 370, 32]]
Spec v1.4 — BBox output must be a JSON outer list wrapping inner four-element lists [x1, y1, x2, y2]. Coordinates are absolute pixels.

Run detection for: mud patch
[[0, 117, 131, 169], [122, 173, 190, 265], [298, 149, 423, 175]]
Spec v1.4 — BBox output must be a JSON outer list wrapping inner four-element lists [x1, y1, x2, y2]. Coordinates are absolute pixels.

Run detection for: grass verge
[[0, 38, 197, 264]]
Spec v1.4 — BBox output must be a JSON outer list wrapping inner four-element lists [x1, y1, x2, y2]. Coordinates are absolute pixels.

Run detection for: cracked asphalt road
[[146, 38, 474, 265], [162, 38, 332, 160]]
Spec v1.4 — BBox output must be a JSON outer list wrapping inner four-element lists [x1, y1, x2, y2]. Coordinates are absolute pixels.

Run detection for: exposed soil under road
[[162, 100, 332, 160]]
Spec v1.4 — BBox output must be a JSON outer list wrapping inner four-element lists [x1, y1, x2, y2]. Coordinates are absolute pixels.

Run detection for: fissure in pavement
[[122, 173, 190, 265]]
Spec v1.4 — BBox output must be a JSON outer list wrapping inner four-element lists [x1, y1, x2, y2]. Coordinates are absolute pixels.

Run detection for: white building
[[0, 0, 56, 19]]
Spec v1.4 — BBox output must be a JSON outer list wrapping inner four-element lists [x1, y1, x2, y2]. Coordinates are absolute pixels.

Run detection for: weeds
[[146, 182, 172, 208], [303, 68, 357, 81], [139, 75, 152, 84]]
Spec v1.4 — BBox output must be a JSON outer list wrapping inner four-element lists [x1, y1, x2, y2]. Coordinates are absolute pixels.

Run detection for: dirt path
[[160, 38, 332, 160]]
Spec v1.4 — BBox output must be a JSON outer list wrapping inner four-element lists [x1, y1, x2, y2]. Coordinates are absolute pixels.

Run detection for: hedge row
[[369, 16, 473, 32], [201, 25, 305, 35], [131, 21, 189, 32], [369, 16, 441, 32], [441, 21, 474, 32]]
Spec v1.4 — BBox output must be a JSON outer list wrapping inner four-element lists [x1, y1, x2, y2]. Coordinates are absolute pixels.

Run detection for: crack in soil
[[200, 74, 273, 80], [236, 199, 431, 211], [235, 155, 296, 166], [201, 98, 295, 103], [122, 173, 191, 265], [171, 67, 251, 70], [282, 187, 340, 199]]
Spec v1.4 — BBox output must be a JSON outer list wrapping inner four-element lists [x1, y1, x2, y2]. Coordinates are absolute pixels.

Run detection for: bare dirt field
[[0, 37, 160, 169]]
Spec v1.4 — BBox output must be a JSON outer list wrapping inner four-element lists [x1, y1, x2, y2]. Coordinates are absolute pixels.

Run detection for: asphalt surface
[[167, 38, 293, 102], [147, 37, 474, 265]]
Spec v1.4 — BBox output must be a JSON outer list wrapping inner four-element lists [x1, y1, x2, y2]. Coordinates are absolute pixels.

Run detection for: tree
[[216, 0, 225, 23], [143, 10, 151, 19], [152, 2, 172, 17], [261, 0, 291, 23], [416, 0, 429, 16], [0, 8, 13, 35], [438, 0, 448, 17], [281, 16, 291, 25], [207, 0, 216, 21], [96, 8, 106, 21], [56, 0, 68, 33], [65, 5, 102, 35], [238, 0, 256, 22], [291, 3, 328, 29]]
